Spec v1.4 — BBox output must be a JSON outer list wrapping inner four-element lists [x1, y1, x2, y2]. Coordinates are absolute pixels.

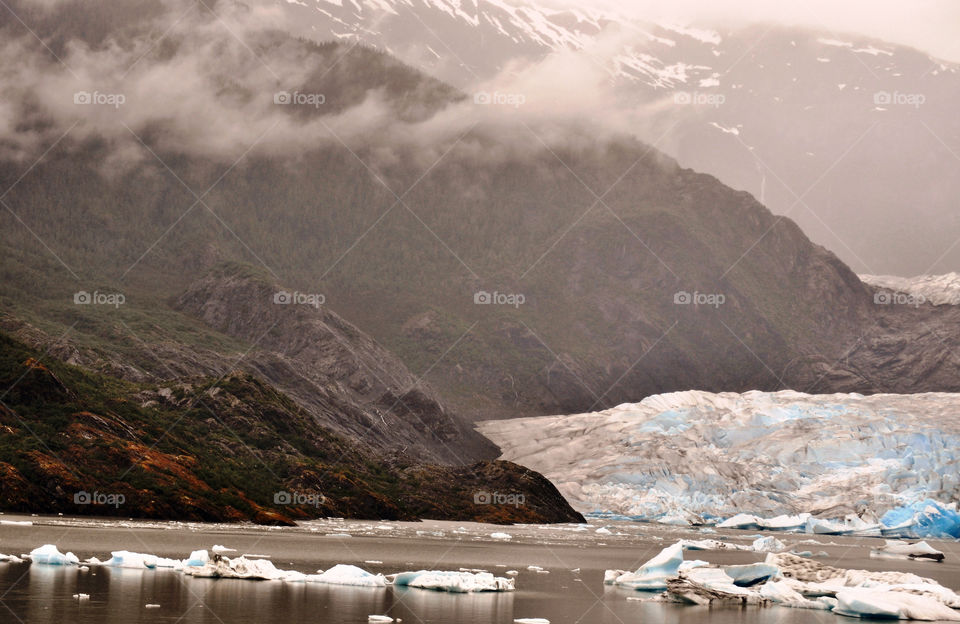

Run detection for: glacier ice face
[[477, 390, 960, 535], [860, 273, 960, 306]]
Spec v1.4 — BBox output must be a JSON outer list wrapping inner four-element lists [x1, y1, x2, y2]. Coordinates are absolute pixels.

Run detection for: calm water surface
[[1, 514, 958, 624]]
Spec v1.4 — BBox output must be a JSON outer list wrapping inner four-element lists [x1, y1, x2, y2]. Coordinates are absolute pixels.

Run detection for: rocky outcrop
[[0, 332, 582, 524], [175, 263, 497, 464]]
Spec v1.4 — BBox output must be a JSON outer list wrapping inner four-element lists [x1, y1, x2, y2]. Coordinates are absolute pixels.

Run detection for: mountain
[[271, 0, 960, 276], [0, 330, 583, 524], [2, 0, 960, 433]]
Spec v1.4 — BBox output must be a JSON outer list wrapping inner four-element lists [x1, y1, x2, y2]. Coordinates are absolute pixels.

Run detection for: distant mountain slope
[[2, 0, 960, 431], [272, 0, 960, 276], [0, 331, 583, 523]]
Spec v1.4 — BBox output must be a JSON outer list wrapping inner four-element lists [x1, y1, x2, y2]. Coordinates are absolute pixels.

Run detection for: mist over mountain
[[1, 0, 959, 521], [270, 0, 960, 276]]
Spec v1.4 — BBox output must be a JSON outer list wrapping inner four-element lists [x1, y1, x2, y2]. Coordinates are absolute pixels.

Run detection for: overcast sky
[[548, 0, 960, 63]]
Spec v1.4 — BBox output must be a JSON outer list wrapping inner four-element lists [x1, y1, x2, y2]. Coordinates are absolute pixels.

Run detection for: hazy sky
[[547, 0, 960, 63]]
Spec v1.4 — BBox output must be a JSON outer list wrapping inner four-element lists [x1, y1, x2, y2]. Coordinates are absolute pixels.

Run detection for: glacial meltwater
[[1, 514, 958, 623]]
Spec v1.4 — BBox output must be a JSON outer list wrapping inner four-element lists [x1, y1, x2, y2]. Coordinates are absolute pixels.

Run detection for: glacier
[[860, 273, 960, 306], [477, 390, 960, 537]]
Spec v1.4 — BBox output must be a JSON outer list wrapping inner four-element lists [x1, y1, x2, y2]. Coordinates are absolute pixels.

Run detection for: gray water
[[1, 514, 958, 624]]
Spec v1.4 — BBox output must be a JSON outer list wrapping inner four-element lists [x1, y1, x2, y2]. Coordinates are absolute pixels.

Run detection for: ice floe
[[29, 544, 79, 566], [870, 540, 945, 562], [606, 541, 960, 620], [391, 570, 514, 592]]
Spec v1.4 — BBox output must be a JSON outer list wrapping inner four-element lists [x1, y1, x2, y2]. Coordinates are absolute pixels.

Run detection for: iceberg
[[29, 544, 79, 566], [391, 570, 514, 592], [870, 541, 945, 562], [721, 563, 779, 587], [101, 551, 183, 570], [717, 513, 760, 530], [309, 564, 386, 587], [751, 536, 785, 553], [184, 549, 209, 567], [835, 588, 960, 621], [182, 554, 284, 580], [758, 514, 811, 531], [605, 542, 683, 590]]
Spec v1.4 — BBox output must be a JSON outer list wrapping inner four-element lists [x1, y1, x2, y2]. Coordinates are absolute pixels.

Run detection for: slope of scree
[[0, 331, 583, 524]]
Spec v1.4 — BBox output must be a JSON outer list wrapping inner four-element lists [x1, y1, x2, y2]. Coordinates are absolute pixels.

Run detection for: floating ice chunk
[[365, 560, 383, 565], [391, 570, 514, 592], [368, 617, 393, 623], [0, 554, 24, 563], [103, 551, 183, 569], [759, 581, 834, 609], [0, 520, 32, 526], [211, 545, 236, 554], [73, 593, 90, 600], [607, 542, 683, 590], [681, 539, 750, 551], [806, 515, 881, 536], [183, 555, 284, 580], [145, 604, 160, 609], [758, 514, 810, 531], [835, 588, 960, 621], [183, 550, 208, 567], [717, 514, 760, 530], [752, 536, 786, 553], [871, 540, 945, 562], [514, 619, 549, 624], [29, 545, 79, 566], [506, 570, 518, 576], [721, 563, 779, 586], [311, 564, 386, 587], [490, 532, 512, 540], [595, 527, 612, 535]]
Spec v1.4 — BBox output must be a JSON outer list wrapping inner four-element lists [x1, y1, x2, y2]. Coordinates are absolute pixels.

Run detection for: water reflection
[[0, 561, 859, 624]]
